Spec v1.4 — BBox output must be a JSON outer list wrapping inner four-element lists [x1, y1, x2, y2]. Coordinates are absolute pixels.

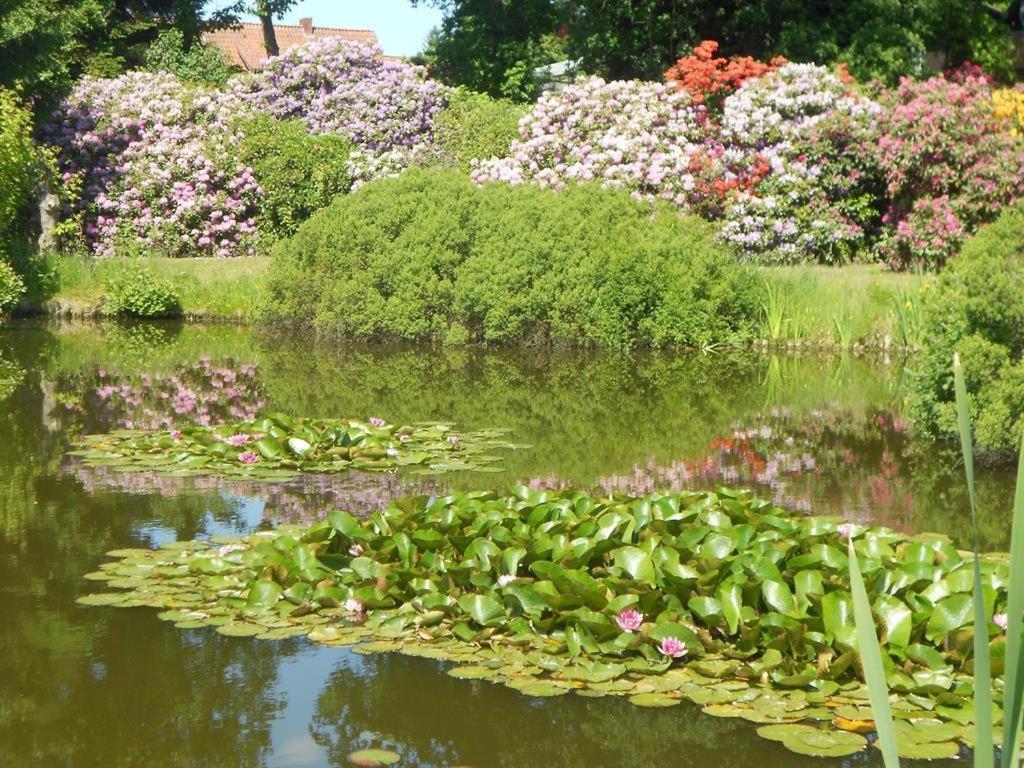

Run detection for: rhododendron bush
[[43, 71, 261, 258], [873, 74, 1024, 270], [43, 40, 451, 257]]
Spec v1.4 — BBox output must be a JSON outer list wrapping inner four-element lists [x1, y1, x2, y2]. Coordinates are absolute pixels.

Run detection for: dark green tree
[[412, 0, 564, 101]]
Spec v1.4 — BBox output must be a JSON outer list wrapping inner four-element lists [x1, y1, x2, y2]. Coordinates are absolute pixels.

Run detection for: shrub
[[912, 203, 1024, 456], [229, 38, 448, 183], [0, 88, 37, 240], [664, 40, 782, 110], [143, 29, 234, 86], [0, 261, 25, 313], [101, 264, 182, 318], [432, 88, 526, 168], [873, 75, 1024, 270], [236, 115, 353, 243], [992, 87, 1024, 133], [264, 169, 759, 348], [43, 71, 261, 258]]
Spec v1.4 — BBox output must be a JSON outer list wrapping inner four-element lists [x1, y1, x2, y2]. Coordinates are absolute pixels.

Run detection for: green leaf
[[611, 546, 656, 582], [849, 539, 900, 768], [1001, 430, 1024, 768], [457, 594, 505, 626]]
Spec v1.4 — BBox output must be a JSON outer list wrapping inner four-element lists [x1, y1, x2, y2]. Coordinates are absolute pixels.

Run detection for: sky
[[214, 1, 444, 57]]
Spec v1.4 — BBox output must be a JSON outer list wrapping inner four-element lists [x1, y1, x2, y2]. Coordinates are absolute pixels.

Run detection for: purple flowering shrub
[[43, 71, 261, 258], [229, 39, 448, 183]]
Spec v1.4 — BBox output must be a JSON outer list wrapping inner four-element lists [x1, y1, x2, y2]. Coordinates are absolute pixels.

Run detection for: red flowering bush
[[664, 41, 784, 111], [873, 75, 1024, 269]]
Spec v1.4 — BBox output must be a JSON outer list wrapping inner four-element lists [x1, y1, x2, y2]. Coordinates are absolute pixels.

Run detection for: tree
[[248, 1, 298, 57], [412, 0, 563, 101]]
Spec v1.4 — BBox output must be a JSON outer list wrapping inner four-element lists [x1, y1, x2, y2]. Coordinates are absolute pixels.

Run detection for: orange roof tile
[[202, 21, 381, 71]]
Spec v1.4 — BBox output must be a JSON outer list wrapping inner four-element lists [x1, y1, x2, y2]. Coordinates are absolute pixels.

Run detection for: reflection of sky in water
[[269, 648, 340, 767], [136, 491, 268, 546]]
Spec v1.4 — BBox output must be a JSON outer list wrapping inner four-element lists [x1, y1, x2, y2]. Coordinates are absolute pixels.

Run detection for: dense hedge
[[264, 170, 760, 348], [431, 88, 526, 169], [236, 115, 353, 244], [912, 203, 1024, 456]]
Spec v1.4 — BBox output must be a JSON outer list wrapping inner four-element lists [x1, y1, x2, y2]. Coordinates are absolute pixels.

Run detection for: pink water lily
[[348, 544, 364, 557], [993, 613, 1009, 631], [447, 434, 460, 446], [238, 451, 260, 464], [616, 609, 644, 632], [369, 417, 386, 428], [224, 433, 253, 447], [344, 598, 364, 614], [170, 429, 183, 441], [837, 523, 856, 539], [659, 636, 688, 658]]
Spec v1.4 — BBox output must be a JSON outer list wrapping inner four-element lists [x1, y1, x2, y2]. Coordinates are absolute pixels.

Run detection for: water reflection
[[0, 320, 1014, 768]]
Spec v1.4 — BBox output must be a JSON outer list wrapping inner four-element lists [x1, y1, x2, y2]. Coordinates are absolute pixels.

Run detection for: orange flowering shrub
[[664, 40, 785, 110]]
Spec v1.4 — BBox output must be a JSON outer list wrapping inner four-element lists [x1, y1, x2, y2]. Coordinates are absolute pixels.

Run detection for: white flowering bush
[[472, 77, 772, 215], [43, 71, 261, 258]]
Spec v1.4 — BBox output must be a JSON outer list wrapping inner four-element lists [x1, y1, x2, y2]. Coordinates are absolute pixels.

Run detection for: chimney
[[299, 17, 313, 36]]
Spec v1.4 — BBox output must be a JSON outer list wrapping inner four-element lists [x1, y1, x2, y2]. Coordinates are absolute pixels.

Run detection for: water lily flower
[[348, 543, 364, 557], [993, 613, 1009, 631], [398, 434, 410, 443], [447, 434, 460, 446], [386, 447, 399, 458], [344, 598, 364, 614], [238, 451, 260, 464], [218, 544, 247, 556], [170, 429, 183, 441], [837, 523, 856, 539], [659, 636, 688, 658], [369, 417, 386, 428], [497, 574, 517, 587], [616, 609, 644, 632], [224, 433, 252, 446]]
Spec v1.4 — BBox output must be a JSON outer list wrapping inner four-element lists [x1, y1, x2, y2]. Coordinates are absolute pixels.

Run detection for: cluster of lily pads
[[78, 487, 1020, 758], [68, 414, 523, 480]]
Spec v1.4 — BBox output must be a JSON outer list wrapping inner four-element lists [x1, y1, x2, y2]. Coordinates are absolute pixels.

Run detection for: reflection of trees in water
[[309, 653, 845, 768]]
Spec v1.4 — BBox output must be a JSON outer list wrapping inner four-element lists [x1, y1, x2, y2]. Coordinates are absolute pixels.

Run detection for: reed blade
[[848, 539, 901, 768], [953, 353, 995, 768], [1001, 431, 1024, 768]]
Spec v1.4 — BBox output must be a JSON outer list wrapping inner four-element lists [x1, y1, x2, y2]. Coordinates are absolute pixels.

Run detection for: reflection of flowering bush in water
[[54, 358, 267, 431], [66, 462, 438, 522], [529, 407, 916, 529]]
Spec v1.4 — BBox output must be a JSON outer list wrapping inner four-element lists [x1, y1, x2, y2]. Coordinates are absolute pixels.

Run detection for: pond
[[0, 319, 1016, 768]]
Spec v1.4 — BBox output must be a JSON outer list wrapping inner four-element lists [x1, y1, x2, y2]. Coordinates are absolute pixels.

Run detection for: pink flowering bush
[[43, 71, 261, 258], [874, 75, 1024, 269], [229, 38, 448, 182]]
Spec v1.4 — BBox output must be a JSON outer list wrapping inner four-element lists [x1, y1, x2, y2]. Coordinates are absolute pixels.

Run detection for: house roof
[[202, 21, 381, 71]]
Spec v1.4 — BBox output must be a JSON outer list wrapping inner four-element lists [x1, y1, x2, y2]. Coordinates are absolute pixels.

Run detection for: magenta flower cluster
[[43, 71, 262, 258]]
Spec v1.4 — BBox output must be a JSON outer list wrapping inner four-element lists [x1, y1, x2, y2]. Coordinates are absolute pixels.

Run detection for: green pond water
[[0, 319, 1017, 768]]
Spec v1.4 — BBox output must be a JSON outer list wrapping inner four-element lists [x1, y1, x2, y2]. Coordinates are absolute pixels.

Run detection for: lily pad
[[348, 748, 401, 766]]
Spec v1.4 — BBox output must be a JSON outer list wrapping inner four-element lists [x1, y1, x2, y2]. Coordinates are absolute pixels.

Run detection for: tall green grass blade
[[1001, 431, 1024, 768], [953, 353, 995, 768], [848, 538, 901, 768]]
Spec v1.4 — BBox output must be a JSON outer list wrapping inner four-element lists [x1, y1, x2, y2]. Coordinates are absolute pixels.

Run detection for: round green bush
[[264, 169, 760, 348], [431, 88, 527, 169], [0, 261, 26, 314], [912, 203, 1024, 456], [0, 89, 37, 239], [236, 115, 353, 244], [101, 265, 182, 318]]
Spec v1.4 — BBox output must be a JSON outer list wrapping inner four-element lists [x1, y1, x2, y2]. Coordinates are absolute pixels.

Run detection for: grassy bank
[[760, 265, 929, 351], [31, 256, 270, 321], [23, 255, 929, 348]]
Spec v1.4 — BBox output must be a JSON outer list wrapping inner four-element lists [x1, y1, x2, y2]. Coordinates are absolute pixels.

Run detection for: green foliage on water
[[70, 414, 524, 479], [79, 486, 1022, 758]]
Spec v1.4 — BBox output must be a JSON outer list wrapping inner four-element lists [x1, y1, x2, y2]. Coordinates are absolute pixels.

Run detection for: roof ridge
[[222, 21, 376, 33]]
